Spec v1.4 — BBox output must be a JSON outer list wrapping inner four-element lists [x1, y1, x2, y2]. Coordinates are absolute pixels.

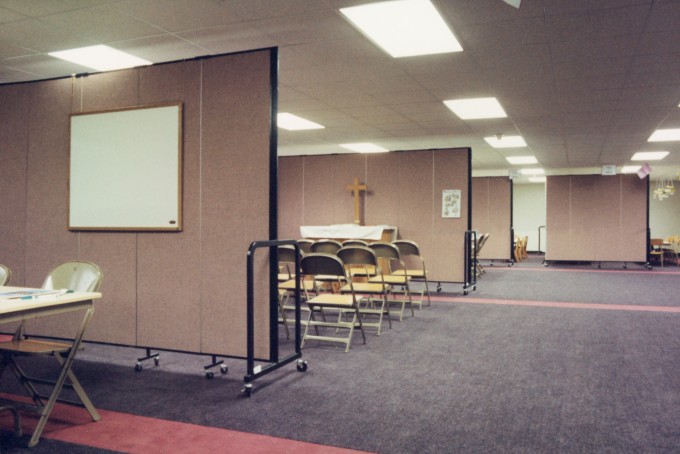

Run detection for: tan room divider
[[0, 49, 278, 360], [472, 177, 513, 262], [279, 148, 471, 283]]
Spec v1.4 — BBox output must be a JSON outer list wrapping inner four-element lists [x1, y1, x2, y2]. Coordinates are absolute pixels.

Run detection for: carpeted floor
[[3, 254, 680, 453]]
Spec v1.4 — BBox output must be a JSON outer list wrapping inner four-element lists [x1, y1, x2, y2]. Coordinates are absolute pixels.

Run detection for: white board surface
[[69, 103, 182, 231]]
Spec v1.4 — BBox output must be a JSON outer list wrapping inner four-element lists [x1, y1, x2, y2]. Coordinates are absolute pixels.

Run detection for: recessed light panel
[[631, 151, 669, 161], [648, 129, 680, 142], [528, 176, 546, 183], [520, 168, 544, 175], [620, 165, 641, 174], [340, 143, 389, 153], [443, 97, 507, 120], [277, 113, 325, 131], [505, 156, 537, 165], [48, 45, 152, 71], [340, 0, 462, 58], [484, 135, 527, 148]]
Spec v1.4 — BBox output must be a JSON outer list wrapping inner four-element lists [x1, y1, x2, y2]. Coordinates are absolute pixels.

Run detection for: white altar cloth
[[300, 224, 394, 240]]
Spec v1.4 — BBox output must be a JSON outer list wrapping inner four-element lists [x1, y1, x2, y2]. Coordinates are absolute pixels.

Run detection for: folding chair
[[337, 246, 391, 335], [369, 243, 414, 320], [300, 254, 366, 352], [310, 239, 343, 255], [392, 240, 431, 307], [0, 261, 103, 447], [277, 246, 318, 339], [0, 264, 11, 286]]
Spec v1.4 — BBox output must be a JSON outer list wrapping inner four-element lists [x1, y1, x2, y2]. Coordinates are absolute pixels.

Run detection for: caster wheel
[[296, 360, 308, 372], [220, 364, 228, 374], [134, 362, 142, 372], [241, 384, 253, 397], [205, 371, 214, 379], [463, 290, 468, 295], [154, 357, 160, 366], [473, 286, 476, 291]]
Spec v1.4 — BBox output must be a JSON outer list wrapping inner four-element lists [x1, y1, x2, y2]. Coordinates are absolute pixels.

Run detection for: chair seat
[[278, 273, 295, 282], [369, 275, 409, 284], [278, 279, 316, 291], [0, 339, 72, 355], [391, 269, 424, 278], [340, 282, 387, 294], [307, 294, 355, 308], [313, 274, 347, 282]]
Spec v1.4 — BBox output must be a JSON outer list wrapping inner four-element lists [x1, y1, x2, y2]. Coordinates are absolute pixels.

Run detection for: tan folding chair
[[0, 264, 11, 286], [392, 240, 431, 307], [300, 253, 366, 352], [650, 238, 665, 267], [337, 246, 391, 335], [0, 261, 103, 447], [277, 246, 318, 339], [310, 239, 343, 255], [297, 239, 314, 255], [369, 243, 415, 319]]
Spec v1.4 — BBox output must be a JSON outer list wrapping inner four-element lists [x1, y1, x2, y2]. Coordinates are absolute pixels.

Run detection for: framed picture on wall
[[442, 189, 461, 218]]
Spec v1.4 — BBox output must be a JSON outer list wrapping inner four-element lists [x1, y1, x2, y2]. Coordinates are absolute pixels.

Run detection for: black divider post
[[243, 239, 306, 397], [463, 231, 477, 295]]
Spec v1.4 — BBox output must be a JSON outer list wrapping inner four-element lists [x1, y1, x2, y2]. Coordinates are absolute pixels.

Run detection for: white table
[[300, 224, 397, 241], [0, 286, 102, 447]]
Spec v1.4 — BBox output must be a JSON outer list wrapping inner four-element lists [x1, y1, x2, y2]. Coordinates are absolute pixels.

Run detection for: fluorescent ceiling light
[[631, 151, 669, 161], [648, 129, 680, 142], [48, 45, 152, 71], [277, 113, 325, 131], [340, 0, 462, 58], [443, 97, 507, 120], [520, 168, 544, 175], [484, 135, 527, 148], [620, 165, 641, 174], [506, 156, 537, 165], [528, 176, 546, 183], [340, 143, 389, 153]]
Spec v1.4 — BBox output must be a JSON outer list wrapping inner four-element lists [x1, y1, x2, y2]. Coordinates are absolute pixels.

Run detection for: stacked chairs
[[337, 246, 391, 336], [368, 243, 414, 320], [300, 253, 366, 352], [392, 241, 431, 307]]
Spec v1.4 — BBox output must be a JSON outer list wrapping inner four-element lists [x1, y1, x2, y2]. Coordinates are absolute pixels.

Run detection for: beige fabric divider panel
[[279, 148, 470, 283], [472, 177, 512, 260], [0, 50, 275, 359], [546, 174, 647, 262]]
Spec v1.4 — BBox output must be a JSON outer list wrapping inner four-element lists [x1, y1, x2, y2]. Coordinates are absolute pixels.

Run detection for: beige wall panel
[[594, 176, 623, 262], [472, 177, 511, 260], [568, 176, 598, 259], [278, 156, 304, 240], [136, 61, 202, 351], [199, 51, 272, 357], [0, 84, 29, 286], [546, 176, 573, 260], [396, 151, 433, 262], [79, 70, 139, 112], [302, 154, 365, 228], [365, 153, 400, 226], [619, 175, 647, 261], [432, 149, 469, 282]]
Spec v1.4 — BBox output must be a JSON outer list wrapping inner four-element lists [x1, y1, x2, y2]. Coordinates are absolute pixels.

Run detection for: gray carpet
[[3, 257, 680, 453]]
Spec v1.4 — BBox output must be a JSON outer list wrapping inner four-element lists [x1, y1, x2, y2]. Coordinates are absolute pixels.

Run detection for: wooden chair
[[392, 240, 431, 307], [0, 264, 11, 286], [337, 246, 391, 335], [300, 254, 366, 352], [369, 243, 415, 319], [649, 238, 664, 267]]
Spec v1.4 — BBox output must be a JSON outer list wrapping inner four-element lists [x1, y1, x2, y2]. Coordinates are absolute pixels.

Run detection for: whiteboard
[[69, 103, 182, 231]]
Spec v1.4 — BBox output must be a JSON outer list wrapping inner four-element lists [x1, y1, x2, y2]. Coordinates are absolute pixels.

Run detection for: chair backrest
[[369, 242, 400, 261], [337, 246, 377, 267], [393, 240, 420, 257], [297, 239, 314, 254], [300, 253, 347, 278], [342, 239, 368, 247], [278, 245, 297, 264], [650, 238, 664, 248], [0, 264, 11, 286], [42, 261, 103, 292], [310, 239, 343, 255]]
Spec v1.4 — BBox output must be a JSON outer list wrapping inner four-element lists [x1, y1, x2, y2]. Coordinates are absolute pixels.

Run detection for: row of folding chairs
[[276, 239, 431, 352]]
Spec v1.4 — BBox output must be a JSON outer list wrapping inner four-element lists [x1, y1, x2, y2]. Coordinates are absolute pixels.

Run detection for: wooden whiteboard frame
[[69, 103, 183, 231]]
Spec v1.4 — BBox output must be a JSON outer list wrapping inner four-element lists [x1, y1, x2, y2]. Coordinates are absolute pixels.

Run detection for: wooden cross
[[346, 177, 367, 225]]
